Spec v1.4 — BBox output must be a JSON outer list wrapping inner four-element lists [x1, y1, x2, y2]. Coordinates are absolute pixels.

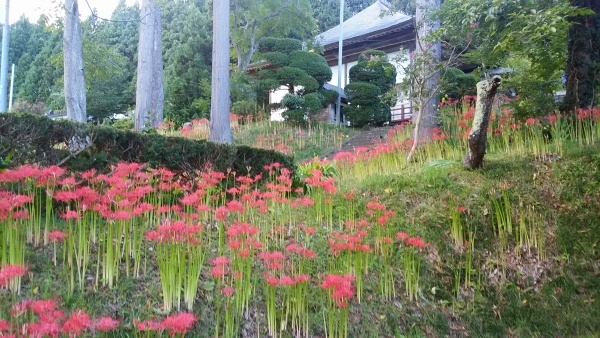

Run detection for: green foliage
[[440, 67, 477, 100], [503, 56, 562, 117], [432, 0, 592, 116], [259, 37, 303, 54], [0, 113, 296, 178], [288, 51, 333, 87], [258, 38, 336, 126], [162, 0, 212, 125], [231, 0, 316, 70], [344, 50, 396, 127]]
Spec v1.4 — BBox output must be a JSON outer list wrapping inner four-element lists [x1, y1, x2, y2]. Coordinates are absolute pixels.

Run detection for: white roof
[[316, 1, 412, 47]]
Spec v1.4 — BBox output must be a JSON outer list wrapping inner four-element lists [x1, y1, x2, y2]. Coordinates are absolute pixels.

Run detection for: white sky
[[1, 0, 139, 24]]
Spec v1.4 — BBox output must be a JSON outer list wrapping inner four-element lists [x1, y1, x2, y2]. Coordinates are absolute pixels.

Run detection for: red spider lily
[[226, 200, 245, 214], [215, 206, 229, 221], [29, 299, 60, 316], [25, 321, 61, 337], [132, 202, 155, 216], [221, 286, 234, 297], [61, 309, 92, 337], [366, 201, 386, 212], [37, 165, 66, 186], [321, 274, 356, 308], [406, 237, 427, 248], [0, 264, 27, 287], [146, 219, 203, 244], [576, 107, 591, 120], [462, 108, 475, 119], [210, 256, 230, 278], [547, 114, 561, 124], [11, 210, 30, 219], [94, 317, 120, 332], [258, 251, 286, 270], [396, 232, 410, 241], [0, 164, 42, 183], [60, 210, 81, 220], [134, 319, 164, 333], [0, 319, 10, 333], [328, 231, 371, 256], [285, 244, 316, 259], [10, 299, 33, 317], [525, 117, 540, 126], [332, 152, 356, 162], [161, 312, 196, 337]]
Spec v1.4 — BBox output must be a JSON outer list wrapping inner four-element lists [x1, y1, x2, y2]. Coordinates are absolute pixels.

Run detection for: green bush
[[258, 37, 303, 54], [0, 113, 296, 178], [440, 67, 477, 100], [344, 50, 396, 127], [288, 51, 333, 87], [343, 83, 390, 127]]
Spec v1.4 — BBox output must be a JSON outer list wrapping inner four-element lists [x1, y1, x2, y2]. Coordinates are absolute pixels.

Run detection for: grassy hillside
[[0, 103, 599, 337]]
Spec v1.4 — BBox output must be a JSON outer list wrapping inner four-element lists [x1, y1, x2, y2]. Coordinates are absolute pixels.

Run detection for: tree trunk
[[210, 0, 234, 143], [563, 0, 599, 112], [463, 76, 501, 169], [0, 0, 9, 112], [135, 0, 164, 131], [413, 0, 441, 135], [63, 0, 87, 123]]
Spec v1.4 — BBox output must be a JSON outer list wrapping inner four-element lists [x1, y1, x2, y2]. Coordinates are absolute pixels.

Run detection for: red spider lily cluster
[[4, 298, 119, 337], [320, 274, 356, 308], [134, 312, 196, 337], [145, 219, 203, 244], [0, 264, 27, 288], [396, 232, 427, 248]]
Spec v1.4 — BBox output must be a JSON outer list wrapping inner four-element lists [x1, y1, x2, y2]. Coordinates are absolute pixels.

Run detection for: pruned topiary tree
[[257, 38, 337, 126], [343, 50, 396, 127]]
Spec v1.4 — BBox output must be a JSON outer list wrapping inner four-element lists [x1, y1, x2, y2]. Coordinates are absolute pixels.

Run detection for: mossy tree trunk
[[463, 76, 501, 169]]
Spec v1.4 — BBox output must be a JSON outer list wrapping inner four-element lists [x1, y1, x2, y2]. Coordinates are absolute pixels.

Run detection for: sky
[[0, 0, 139, 25]]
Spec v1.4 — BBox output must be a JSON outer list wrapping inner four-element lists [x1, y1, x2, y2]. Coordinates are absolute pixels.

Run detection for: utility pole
[[8, 63, 13, 111], [0, 0, 10, 112], [335, 0, 344, 125]]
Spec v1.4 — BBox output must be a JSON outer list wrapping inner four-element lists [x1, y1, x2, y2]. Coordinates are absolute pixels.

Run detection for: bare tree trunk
[[0, 0, 9, 112], [413, 0, 441, 135], [151, 4, 164, 125], [463, 76, 501, 169], [135, 0, 163, 131], [63, 0, 87, 123], [210, 0, 234, 143]]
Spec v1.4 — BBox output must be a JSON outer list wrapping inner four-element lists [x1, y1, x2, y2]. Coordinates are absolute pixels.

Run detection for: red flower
[[94, 317, 120, 332], [161, 312, 196, 337], [221, 286, 234, 297], [406, 237, 427, 248], [62, 309, 92, 336], [0, 264, 27, 287], [0, 319, 10, 333], [49, 229, 68, 242], [456, 206, 467, 213], [396, 232, 410, 241]]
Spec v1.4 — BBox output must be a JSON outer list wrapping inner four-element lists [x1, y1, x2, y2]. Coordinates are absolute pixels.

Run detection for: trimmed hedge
[[0, 113, 296, 177]]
